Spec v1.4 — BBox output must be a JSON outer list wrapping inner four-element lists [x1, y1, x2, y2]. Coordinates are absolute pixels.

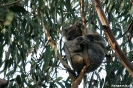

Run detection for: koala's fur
[[62, 21, 106, 74]]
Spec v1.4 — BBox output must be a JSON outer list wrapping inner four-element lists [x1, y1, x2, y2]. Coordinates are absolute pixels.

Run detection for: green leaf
[[9, 5, 26, 13], [57, 82, 65, 88], [38, 0, 43, 13], [54, 77, 63, 82], [118, 0, 125, 13], [43, 46, 51, 71], [0, 0, 133, 87], [107, 1, 114, 13], [4, 11, 14, 26], [130, 6, 133, 15], [16, 75, 21, 85]]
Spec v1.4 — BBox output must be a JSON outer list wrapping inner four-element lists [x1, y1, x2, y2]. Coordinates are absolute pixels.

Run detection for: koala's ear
[[74, 21, 82, 28]]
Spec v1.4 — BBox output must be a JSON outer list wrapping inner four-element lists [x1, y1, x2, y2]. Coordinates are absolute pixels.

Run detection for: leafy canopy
[[0, 0, 133, 88]]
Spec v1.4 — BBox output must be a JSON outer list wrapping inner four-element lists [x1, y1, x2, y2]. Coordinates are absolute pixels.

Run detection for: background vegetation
[[0, 0, 133, 88]]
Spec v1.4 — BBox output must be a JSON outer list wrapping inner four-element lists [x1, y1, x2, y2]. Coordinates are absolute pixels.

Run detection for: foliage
[[0, 0, 133, 88]]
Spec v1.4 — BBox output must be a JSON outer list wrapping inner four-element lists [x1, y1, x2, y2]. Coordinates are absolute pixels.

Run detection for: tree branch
[[42, 21, 75, 81], [93, 0, 133, 77], [70, 1, 91, 88], [130, 0, 133, 4], [0, 0, 21, 7], [71, 66, 87, 88], [79, 0, 90, 68], [79, 0, 86, 34], [0, 78, 8, 88]]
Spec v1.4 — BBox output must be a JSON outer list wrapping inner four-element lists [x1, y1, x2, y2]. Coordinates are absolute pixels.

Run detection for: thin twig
[[107, 50, 133, 58], [0, 0, 21, 7]]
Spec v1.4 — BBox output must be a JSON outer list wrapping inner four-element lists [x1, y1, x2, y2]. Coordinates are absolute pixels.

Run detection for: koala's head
[[62, 21, 83, 41]]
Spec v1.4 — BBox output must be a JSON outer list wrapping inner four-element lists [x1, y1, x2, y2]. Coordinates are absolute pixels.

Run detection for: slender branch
[[107, 50, 133, 58], [71, 66, 87, 88], [42, 21, 75, 81], [80, 0, 92, 72], [130, 0, 133, 4], [79, 0, 86, 34], [70, 0, 91, 88], [0, 0, 21, 7], [121, 20, 133, 37], [93, 0, 133, 77], [121, 20, 133, 42], [79, 0, 90, 68]]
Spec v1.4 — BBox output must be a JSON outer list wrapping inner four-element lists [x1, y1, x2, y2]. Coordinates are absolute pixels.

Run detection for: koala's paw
[[85, 35, 94, 42], [74, 36, 84, 43], [81, 37, 90, 44], [74, 36, 90, 44]]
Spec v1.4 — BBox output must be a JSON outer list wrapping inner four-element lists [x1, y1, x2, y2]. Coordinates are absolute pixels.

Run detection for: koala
[[62, 21, 106, 74]]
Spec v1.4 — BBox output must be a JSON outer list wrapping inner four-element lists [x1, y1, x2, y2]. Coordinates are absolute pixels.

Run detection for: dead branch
[[121, 20, 133, 42], [93, 0, 133, 77]]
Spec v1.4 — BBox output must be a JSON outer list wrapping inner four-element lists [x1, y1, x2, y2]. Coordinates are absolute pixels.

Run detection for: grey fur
[[62, 23, 106, 74]]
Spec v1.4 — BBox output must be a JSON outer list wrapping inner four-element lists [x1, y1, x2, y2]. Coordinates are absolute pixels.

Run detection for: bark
[[0, 78, 8, 88], [93, 0, 133, 77]]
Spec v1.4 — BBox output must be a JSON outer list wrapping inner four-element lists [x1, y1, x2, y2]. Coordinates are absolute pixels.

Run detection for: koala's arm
[[64, 37, 85, 73], [85, 33, 106, 48], [64, 36, 90, 52], [64, 40, 82, 52]]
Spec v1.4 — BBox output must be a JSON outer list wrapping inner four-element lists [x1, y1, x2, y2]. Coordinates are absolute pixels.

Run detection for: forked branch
[[93, 0, 133, 77], [70, 0, 91, 88]]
